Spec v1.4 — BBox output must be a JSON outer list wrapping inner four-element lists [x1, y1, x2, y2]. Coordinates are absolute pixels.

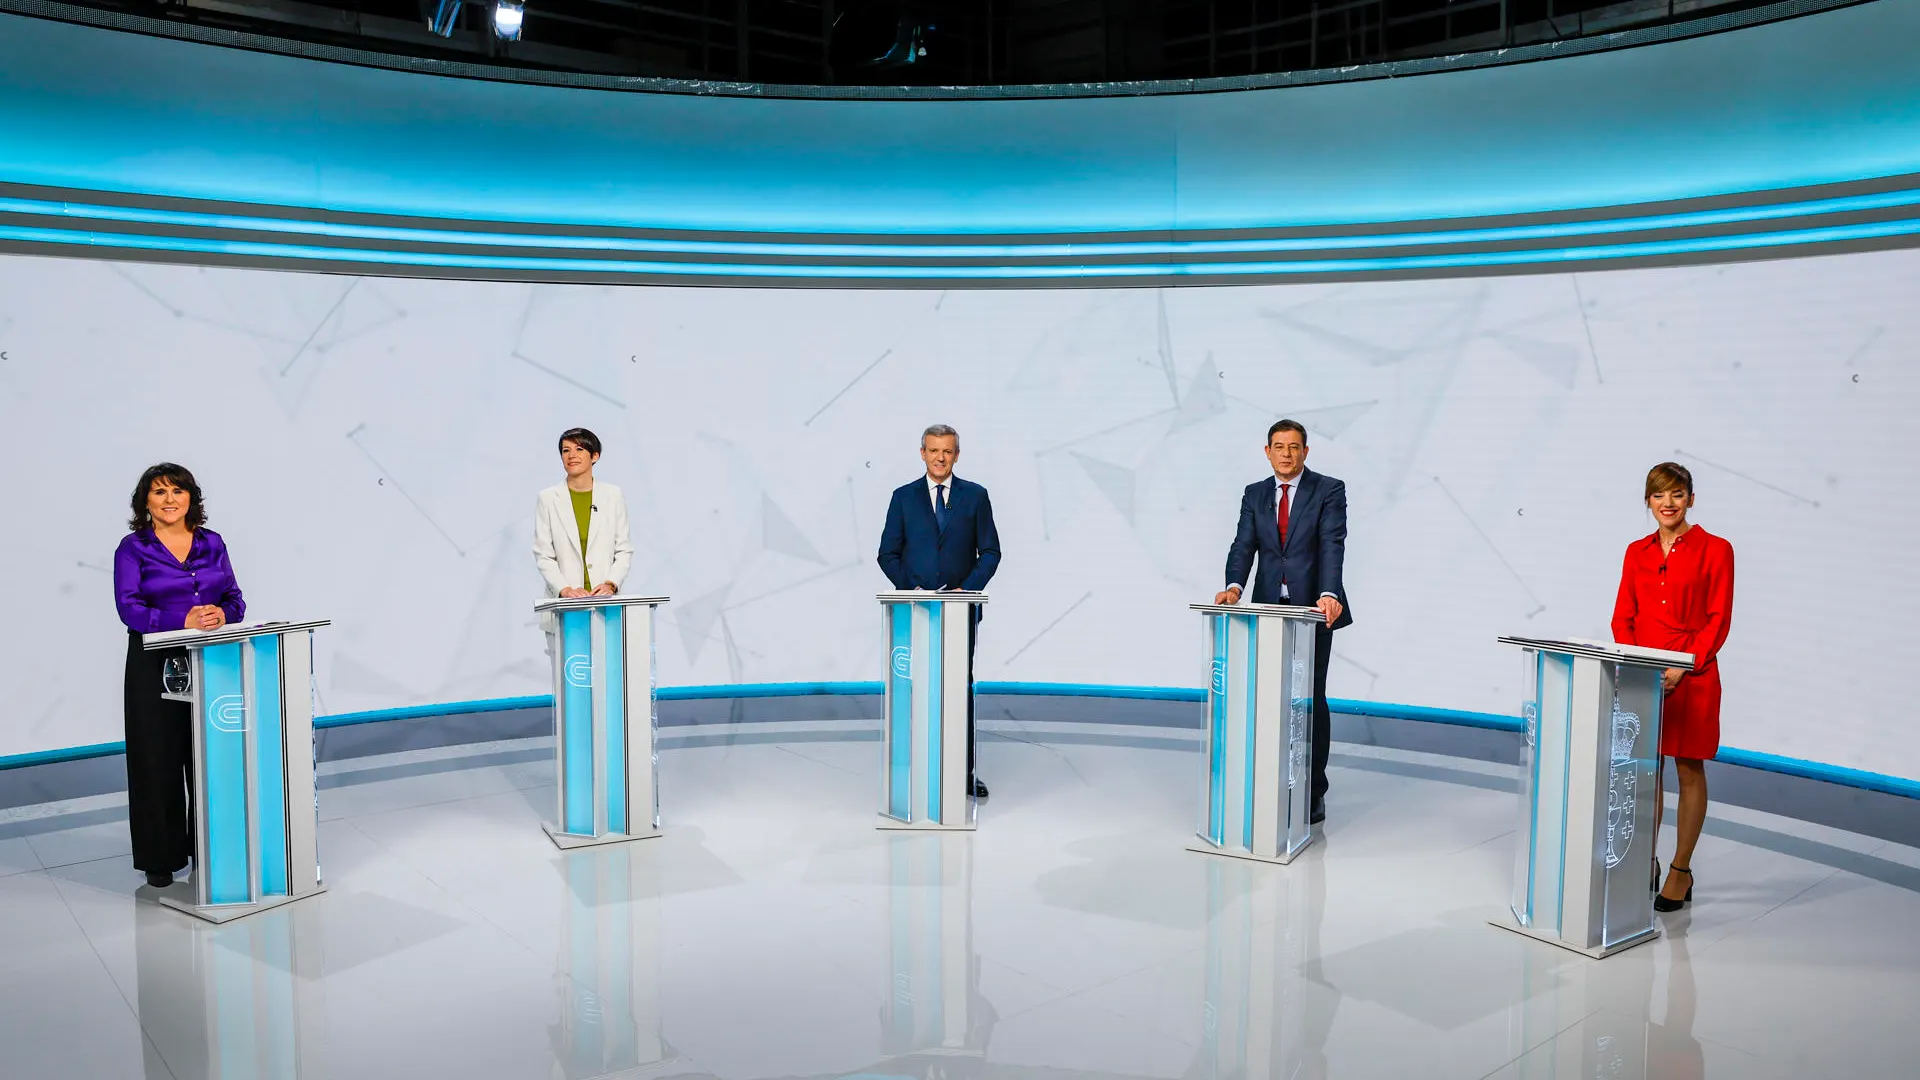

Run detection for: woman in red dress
[[1611, 462, 1734, 912]]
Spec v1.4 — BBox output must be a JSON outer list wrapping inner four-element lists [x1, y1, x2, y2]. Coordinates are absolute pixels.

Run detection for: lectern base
[[877, 813, 976, 832], [1488, 917, 1660, 959], [1186, 836, 1315, 866], [143, 882, 327, 924], [543, 823, 662, 850]]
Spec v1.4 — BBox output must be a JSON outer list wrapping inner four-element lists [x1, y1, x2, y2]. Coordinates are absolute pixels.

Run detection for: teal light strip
[[5, 682, 1914, 799], [0, 740, 128, 767], [316, 694, 551, 727], [1717, 748, 1920, 801], [5, 184, 1919, 259], [6, 211, 1920, 280]]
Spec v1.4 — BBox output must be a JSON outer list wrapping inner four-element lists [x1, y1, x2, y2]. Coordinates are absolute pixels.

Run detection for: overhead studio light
[[423, 0, 460, 36], [492, 0, 524, 40]]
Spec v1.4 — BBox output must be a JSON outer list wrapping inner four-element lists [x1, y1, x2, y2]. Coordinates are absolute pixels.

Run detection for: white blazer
[[533, 482, 634, 631]]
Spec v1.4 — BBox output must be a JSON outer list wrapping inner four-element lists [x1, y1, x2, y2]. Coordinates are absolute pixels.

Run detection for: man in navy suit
[[1216, 419, 1352, 824], [878, 424, 1002, 797]]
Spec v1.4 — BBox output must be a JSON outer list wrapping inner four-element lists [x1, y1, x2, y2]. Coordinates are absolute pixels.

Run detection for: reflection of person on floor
[[1297, 854, 1336, 1080], [1647, 931, 1706, 1079]]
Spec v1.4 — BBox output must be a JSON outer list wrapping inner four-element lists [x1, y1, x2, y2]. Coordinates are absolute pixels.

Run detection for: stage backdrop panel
[[1, 250, 1915, 778]]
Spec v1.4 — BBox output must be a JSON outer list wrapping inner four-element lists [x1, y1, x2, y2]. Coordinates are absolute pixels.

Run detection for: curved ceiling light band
[[5, 176, 1920, 285], [4, 4, 1920, 284]]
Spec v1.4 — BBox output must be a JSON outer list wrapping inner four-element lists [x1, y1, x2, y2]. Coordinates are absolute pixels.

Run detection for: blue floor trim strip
[[0, 740, 129, 769], [4, 681, 1912, 799], [316, 695, 552, 728]]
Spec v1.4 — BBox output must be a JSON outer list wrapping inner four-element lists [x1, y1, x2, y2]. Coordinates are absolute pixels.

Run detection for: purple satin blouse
[[113, 528, 246, 635]]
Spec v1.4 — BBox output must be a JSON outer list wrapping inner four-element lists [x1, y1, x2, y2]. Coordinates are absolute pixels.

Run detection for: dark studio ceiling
[[25, 0, 1810, 87]]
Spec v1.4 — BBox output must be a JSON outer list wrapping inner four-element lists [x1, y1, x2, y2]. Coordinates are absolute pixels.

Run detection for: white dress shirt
[[926, 474, 956, 515]]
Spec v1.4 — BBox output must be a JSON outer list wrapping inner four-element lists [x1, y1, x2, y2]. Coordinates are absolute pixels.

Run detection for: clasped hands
[[559, 583, 619, 599], [183, 605, 227, 631], [1211, 586, 1343, 625]]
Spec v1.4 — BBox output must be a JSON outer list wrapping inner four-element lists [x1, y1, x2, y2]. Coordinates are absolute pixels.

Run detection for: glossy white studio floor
[[4, 719, 1918, 1080]]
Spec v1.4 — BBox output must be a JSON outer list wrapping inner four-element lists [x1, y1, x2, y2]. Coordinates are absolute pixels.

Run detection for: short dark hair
[[129, 463, 206, 532], [1267, 420, 1308, 445], [1644, 461, 1694, 499], [557, 428, 602, 457]]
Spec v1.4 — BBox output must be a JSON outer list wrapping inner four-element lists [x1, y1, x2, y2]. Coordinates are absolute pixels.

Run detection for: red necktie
[[1277, 482, 1291, 549]]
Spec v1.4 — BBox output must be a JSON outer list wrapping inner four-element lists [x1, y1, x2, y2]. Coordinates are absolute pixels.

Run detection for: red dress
[[1610, 525, 1735, 760]]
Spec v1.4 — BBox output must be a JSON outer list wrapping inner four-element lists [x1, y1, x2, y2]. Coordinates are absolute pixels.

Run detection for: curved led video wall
[[3, 246, 1918, 782], [3, 4, 1920, 785], [4, 3, 1920, 283]]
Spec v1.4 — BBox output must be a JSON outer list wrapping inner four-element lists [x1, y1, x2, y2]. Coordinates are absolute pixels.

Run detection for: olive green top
[[569, 487, 593, 588]]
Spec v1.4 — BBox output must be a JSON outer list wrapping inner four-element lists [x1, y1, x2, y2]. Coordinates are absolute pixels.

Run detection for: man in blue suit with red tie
[[1216, 419, 1352, 825], [878, 424, 1002, 798]]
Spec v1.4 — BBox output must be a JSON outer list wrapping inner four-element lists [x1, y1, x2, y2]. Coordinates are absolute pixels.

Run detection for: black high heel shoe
[[1654, 865, 1693, 912], [1651, 857, 1661, 893]]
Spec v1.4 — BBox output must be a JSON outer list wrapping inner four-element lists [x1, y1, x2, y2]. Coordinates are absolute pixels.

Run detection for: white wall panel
[[2, 252, 1914, 777]]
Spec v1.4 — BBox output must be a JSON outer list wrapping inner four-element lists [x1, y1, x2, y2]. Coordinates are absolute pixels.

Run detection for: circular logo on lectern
[[1209, 658, 1227, 695], [891, 646, 912, 679], [210, 695, 247, 733], [565, 653, 592, 687]]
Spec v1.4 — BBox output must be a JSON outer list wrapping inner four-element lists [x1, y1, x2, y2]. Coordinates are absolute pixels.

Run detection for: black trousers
[[1311, 624, 1334, 807], [124, 633, 194, 874], [967, 611, 979, 781]]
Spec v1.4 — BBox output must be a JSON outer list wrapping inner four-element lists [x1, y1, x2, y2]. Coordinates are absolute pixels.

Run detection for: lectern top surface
[[1497, 635, 1696, 670], [1188, 601, 1326, 620], [876, 590, 988, 603], [533, 594, 671, 613], [142, 618, 330, 650]]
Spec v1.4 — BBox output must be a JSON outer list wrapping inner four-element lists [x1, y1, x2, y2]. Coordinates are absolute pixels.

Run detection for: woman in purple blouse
[[113, 463, 245, 890]]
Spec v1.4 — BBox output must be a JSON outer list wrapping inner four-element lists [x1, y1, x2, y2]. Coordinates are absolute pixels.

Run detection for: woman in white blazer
[[533, 428, 634, 633]]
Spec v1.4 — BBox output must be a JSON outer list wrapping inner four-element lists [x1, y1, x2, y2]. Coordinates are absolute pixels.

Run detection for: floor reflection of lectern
[[534, 594, 670, 850], [1187, 602, 1325, 865], [552, 845, 684, 1079], [1193, 854, 1327, 1079], [881, 834, 993, 1066], [1494, 636, 1695, 958], [877, 591, 986, 831], [135, 900, 328, 1079], [143, 619, 330, 923]]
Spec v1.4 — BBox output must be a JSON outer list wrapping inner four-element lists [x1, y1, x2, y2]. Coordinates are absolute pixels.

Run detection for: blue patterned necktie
[[934, 483, 949, 532]]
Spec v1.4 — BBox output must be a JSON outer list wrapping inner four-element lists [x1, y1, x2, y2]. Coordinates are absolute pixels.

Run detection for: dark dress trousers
[[1222, 467, 1352, 806], [877, 475, 1002, 778]]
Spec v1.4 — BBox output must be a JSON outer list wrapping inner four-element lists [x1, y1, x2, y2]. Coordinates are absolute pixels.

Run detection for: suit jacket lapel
[[554, 488, 585, 558], [912, 478, 941, 540], [1256, 478, 1279, 552]]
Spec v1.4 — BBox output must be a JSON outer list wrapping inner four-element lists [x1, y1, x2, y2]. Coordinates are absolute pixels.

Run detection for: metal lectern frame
[[535, 594, 670, 850], [877, 590, 986, 832], [1187, 602, 1326, 866], [1493, 635, 1696, 958], [142, 618, 330, 923]]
